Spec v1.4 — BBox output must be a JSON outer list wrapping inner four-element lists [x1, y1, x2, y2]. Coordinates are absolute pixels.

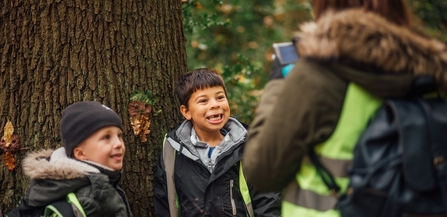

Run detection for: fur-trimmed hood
[[12, 148, 133, 216], [23, 147, 100, 180], [296, 9, 447, 88]]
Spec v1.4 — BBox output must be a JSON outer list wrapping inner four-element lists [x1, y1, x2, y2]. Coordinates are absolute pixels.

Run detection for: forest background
[[184, 0, 447, 124], [0, 0, 445, 216]]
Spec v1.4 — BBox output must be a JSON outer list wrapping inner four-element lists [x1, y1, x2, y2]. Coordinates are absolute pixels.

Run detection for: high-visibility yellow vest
[[282, 83, 382, 217]]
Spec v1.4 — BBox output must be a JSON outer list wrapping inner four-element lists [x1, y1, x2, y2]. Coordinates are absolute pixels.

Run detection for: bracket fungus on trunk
[[128, 91, 159, 143], [1, 120, 20, 171]]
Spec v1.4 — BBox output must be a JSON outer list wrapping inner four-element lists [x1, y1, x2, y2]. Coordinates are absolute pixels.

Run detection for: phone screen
[[273, 42, 299, 65]]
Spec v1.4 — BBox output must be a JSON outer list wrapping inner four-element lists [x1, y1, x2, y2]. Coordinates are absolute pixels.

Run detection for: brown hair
[[312, 0, 412, 26], [175, 68, 228, 108]]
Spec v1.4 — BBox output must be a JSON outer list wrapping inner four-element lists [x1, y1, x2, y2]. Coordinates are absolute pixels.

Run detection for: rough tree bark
[[0, 0, 186, 216]]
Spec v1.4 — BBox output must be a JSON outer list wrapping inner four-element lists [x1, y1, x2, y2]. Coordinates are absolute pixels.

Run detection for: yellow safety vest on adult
[[282, 83, 381, 216]]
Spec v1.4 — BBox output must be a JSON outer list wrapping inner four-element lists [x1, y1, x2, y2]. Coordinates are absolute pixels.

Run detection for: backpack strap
[[239, 162, 254, 217], [163, 134, 180, 217], [414, 98, 447, 205], [308, 148, 341, 197], [66, 193, 86, 217], [43, 193, 85, 217], [43, 201, 68, 217]]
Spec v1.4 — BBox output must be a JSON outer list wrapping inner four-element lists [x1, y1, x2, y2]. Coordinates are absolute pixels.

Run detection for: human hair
[[175, 68, 228, 108], [312, 0, 412, 26]]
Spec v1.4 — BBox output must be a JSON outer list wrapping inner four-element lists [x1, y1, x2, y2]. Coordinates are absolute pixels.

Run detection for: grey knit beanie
[[60, 101, 123, 157]]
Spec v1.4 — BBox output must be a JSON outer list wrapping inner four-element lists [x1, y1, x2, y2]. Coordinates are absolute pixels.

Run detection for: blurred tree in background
[[182, 0, 446, 124], [182, 0, 310, 124], [408, 0, 447, 40]]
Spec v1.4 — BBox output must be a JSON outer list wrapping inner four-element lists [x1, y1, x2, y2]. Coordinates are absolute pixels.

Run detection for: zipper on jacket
[[230, 179, 237, 215], [207, 158, 213, 171]]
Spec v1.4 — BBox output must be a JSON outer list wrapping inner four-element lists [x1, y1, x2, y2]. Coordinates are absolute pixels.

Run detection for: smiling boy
[[8, 101, 133, 217], [154, 68, 281, 217], [72, 124, 125, 171]]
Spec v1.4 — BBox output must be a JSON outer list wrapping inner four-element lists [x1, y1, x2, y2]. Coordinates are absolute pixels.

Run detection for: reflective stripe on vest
[[282, 83, 382, 217], [163, 135, 254, 217]]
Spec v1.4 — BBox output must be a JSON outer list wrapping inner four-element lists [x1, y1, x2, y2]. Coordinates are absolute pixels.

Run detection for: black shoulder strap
[[308, 148, 341, 196]]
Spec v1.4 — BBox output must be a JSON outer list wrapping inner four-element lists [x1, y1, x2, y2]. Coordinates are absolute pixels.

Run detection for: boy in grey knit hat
[[8, 101, 133, 217]]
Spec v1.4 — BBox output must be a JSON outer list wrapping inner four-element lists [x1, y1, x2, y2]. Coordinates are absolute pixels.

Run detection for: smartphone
[[273, 42, 299, 65]]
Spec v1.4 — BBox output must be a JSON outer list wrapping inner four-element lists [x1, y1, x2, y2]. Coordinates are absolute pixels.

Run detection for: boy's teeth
[[209, 114, 220, 120]]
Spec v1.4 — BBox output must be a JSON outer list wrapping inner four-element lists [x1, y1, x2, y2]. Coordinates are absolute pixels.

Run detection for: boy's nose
[[114, 136, 124, 148], [210, 99, 220, 108]]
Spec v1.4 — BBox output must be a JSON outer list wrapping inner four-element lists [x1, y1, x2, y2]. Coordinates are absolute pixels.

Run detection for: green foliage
[[183, 0, 228, 34], [408, 0, 447, 40], [182, 0, 308, 124], [221, 54, 263, 121], [130, 90, 158, 105], [183, 0, 447, 125]]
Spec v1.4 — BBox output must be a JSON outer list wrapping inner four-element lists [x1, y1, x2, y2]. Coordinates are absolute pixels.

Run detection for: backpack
[[310, 76, 447, 217], [7, 193, 85, 217]]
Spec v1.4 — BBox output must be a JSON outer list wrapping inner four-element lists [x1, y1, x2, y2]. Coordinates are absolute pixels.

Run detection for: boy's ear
[[180, 105, 191, 120], [73, 147, 88, 160]]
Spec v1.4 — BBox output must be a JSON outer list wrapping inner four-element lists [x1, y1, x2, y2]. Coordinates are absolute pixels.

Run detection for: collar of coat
[[296, 8, 447, 87], [23, 147, 116, 180]]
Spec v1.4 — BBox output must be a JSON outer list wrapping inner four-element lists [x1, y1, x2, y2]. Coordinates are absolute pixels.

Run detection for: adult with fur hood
[[242, 0, 447, 216]]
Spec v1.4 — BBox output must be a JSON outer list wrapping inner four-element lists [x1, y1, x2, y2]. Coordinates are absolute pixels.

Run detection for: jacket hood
[[166, 117, 247, 172], [297, 9, 447, 89], [174, 117, 247, 156], [23, 147, 100, 180]]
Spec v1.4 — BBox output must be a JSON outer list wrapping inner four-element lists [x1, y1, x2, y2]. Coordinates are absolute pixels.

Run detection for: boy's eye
[[103, 134, 111, 140], [217, 95, 226, 100], [198, 99, 207, 103]]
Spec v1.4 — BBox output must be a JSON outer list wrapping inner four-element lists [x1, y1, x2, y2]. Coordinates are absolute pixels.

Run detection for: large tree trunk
[[0, 0, 186, 216]]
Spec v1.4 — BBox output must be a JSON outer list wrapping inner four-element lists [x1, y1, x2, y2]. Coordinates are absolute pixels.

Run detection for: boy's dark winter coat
[[8, 148, 133, 217], [154, 118, 281, 217]]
